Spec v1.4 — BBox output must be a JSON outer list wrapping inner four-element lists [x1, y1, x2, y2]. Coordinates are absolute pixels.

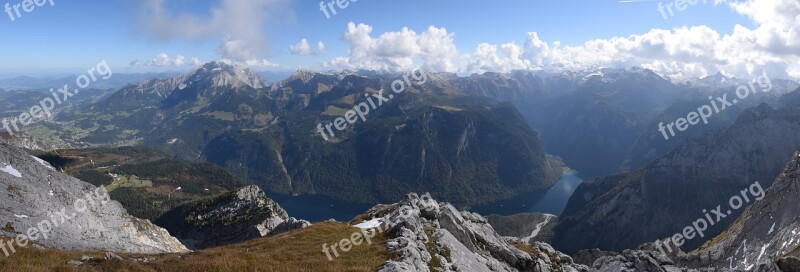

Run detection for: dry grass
[[0, 222, 389, 272]]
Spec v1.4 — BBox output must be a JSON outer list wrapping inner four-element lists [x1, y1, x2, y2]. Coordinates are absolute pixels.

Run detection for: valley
[[2, 1, 800, 268]]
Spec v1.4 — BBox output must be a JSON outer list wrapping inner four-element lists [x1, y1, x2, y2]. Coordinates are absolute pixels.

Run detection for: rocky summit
[[351, 193, 590, 272]]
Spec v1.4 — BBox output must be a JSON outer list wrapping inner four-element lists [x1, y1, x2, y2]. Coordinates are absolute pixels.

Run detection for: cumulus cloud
[[325, 22, 459, 72], [135, 0, 293, 63], [244, 59, 280, 68], [325, 0, 800, 80], [290, 39, 325, 56], [130, 53, 202, 67]]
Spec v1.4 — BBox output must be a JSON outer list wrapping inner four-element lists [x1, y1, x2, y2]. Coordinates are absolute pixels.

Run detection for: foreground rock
[[352, 193, 589, 272], [0, 142, 188, 254], [361, 181, 800, 271], [154, 185, 310, 249]]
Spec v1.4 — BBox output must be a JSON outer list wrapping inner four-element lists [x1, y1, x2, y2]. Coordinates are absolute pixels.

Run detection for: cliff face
[[567, 151, 800, 272], [687, 151, 800, 270], [0, 142, 187, 254], [154, 185, 310, 249], [555, 104, 800, 254]]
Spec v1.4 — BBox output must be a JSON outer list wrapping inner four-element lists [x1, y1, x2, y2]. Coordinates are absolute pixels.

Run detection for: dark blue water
[[269, 193, 374, 223], [469, 173, 584, 216], [271, 173, 584, 222]]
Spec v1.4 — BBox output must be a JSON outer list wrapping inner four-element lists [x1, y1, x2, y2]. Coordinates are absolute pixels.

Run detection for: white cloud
[[131, 53, 202, 67], [136, 0, 293, 62], [317, 41, 326, 53], [244, 59, 280, 68], [325, 22, 459, 72], [190, 57, 203, 66], [290, 39, 325, 56], [325, 1, 800, 80]]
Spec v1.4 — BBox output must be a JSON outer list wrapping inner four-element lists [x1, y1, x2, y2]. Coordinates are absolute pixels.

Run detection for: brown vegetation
[[0, 222, 388, 272]]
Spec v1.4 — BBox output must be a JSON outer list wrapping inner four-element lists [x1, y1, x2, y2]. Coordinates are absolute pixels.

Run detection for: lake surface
[[269, 193, 374, 223], [271, 172, 584, 222], [469, 173, 584, 216]]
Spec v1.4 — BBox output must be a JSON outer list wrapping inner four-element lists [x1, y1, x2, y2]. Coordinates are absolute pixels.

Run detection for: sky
[[0, 0, 797, 80]]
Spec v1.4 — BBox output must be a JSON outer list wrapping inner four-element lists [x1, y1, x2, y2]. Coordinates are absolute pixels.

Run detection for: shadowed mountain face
[[56, 61, 563, 207], [434, 70, 797, 177], [687, 151, 800, 270], [553, 99, 800, 255], [564, 151, 800, 271], [399, 68, 795, 178]]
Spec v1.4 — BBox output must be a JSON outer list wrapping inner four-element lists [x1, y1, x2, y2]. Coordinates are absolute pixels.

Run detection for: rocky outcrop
[[353, 193, 589, 272], [0, 142, 187, 254], [572, 243, 695, 272], [360, 179, 800, 271], [154, 185, 310, 249]]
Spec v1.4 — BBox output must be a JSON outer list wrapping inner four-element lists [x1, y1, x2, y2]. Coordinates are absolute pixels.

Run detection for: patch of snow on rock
[[354, 218, 382, 229], [1, 165, 22, 177]]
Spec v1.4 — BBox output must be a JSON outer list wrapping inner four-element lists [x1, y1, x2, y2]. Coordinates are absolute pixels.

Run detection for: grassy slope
[[0, 222, 388, 272]]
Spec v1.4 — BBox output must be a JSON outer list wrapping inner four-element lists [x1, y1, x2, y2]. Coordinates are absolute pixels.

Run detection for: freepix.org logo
[[319, 0, 358, 19], [4, 0, 56, 23]]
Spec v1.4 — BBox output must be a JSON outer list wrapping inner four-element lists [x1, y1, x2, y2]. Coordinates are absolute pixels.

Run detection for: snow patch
[[353, 218, 382, 229], [1, 165, 22, 177], [32, 156, 55, 170], [768, 222, 776, 235], [523, 214, 555, 243], [13, 214, 28, 218], [757, 243, 769, 263]]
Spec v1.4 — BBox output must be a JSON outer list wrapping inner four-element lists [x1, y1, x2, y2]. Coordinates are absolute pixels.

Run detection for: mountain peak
[[182, 61, 267, 89], [700, 71, 735, 84], [287, 68, 323, 83]]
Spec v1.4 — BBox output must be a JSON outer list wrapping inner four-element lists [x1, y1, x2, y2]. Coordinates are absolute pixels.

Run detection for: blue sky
[[0, 0, 791, 79]]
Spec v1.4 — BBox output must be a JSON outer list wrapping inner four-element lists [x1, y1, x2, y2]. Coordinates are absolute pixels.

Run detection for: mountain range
[[3, 61, 800, 271], [34, 61, 567, 207]]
